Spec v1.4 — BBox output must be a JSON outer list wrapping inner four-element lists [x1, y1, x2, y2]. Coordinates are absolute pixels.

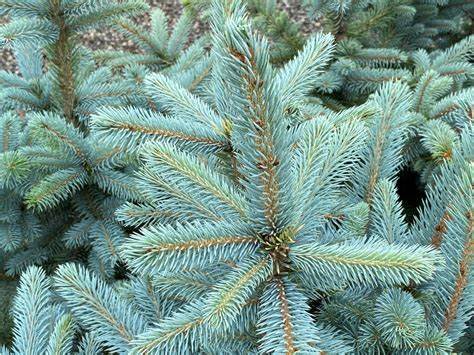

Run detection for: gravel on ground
[[0, 0, 314, 72]]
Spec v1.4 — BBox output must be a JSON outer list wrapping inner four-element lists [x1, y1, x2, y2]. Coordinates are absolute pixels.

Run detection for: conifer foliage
[[0, 0, 152, 281], [0, 0, 472, 354]]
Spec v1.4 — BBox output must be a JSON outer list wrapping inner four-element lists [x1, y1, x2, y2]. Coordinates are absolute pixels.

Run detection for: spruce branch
[[54, 263, 148, 353]]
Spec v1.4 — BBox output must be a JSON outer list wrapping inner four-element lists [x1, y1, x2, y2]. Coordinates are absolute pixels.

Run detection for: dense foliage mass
[[0, 0, 472, 354]]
